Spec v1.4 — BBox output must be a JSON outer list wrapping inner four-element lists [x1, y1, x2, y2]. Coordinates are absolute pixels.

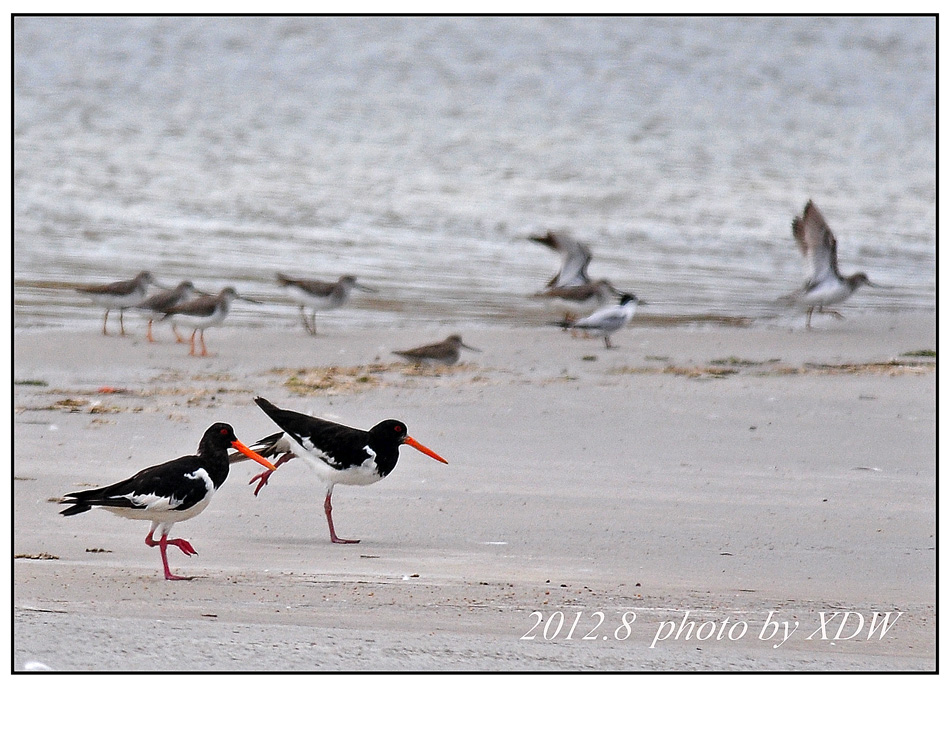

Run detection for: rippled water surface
[[14, 16, 936, 331]]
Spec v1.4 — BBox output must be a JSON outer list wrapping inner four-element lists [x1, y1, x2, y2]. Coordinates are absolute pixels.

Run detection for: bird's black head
[[369, 420, 448, 464], [619, 293, 643, 306], [849, 272, 874, 290], [200, 422, 238, 452], [369, 420, 410, 446]]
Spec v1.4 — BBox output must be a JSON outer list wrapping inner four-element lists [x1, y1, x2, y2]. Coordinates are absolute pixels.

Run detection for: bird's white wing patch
[[123, 492, 181, 512], [184, 468, 215, 493]]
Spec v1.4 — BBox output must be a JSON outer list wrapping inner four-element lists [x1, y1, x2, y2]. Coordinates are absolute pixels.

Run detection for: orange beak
[[231, 439, 277, 471], [404, 436, 448, 464]]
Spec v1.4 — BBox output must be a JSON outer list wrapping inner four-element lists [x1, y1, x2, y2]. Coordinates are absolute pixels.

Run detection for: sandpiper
[[534, 278, 620, 315], [135, 280, 199, 343], [555, 293, 645, 349], [162, 287, 257, 357], [75, 270, 158, 336], [276, 273, 377, 335], [785, 200, 877, 328], [392, 334, 481, 366]]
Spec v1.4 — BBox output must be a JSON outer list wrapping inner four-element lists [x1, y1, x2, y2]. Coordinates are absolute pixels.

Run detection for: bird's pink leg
[[188, 330, 198, 356], [145, 528, 194, 581], [250, 452, 295, 495], [119, 309, 127, 336], [102, 310, 110, 336], [198, 330, 209, 357], [325, 488, 359, 544], [146, 319, 156, 343]]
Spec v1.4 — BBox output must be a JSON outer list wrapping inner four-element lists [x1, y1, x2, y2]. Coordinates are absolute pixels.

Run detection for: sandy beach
[[13, 313, 936, 671]]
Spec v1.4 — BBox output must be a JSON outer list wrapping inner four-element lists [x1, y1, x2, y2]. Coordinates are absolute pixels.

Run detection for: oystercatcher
[[235, 396, 448, 544], [555, 292, 645, 349], [392, 334, 480, 366], [276, 273, 376, 335], [75, 270, 158, 336], [784, 200, 877, 329], [162, 287, 257, 357], [135, 280, 198, 343], [60, 423, 275, 580]]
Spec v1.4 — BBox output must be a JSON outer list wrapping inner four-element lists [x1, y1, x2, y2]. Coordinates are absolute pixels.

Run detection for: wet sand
[[13, 312, 936, 671]]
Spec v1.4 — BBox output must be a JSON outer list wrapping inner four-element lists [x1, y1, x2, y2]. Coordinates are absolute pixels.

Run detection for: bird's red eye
[[220, 428, 228, 435]]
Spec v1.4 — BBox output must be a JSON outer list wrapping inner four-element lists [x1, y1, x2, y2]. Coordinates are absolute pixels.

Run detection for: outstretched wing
[[792, 200, 840, 285]]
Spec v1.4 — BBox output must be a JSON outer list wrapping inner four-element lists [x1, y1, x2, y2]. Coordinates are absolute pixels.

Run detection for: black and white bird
[[234, 397, 448, 544], [162, 287, 257, 357], [75, 270, 158, 336], [555, 293, 645, 349], [60, 423, 275, 580], [135, 280, 199, 343], [392, 334, 480, 366], [785, 200, 877, 329], [276, 273, 376, 335]]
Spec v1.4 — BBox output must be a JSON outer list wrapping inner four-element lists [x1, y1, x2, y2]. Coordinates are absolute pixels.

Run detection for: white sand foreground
[[13, 312, 936, 671]]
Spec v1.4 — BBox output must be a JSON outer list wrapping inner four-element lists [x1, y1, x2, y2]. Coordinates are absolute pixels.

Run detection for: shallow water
[[13, 16, 936, 331]]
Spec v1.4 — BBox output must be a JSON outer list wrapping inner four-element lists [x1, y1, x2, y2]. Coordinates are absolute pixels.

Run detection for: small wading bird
[[555, 293, 645, 349], [162, 287, 258, 357], [233, 397, 448, 544], [135, 280, 199, 343], [60, 423, 275, 580], [276, 273, 377, 336], [784, 200, 877, 329], [529, 231, 620, 317], [75, 270, 159, 336], [533, 278, 620, 316], [392, 334, 480, 366]]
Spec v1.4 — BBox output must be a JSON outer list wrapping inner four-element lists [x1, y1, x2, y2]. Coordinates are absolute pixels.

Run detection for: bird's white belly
[[289, 440, 383, 487], [171, 310, 226, 329], [801, 279, 850, 307], [294, 291, 341, 310], [105, 489, 215, 523], [90, 291, 144, 308]]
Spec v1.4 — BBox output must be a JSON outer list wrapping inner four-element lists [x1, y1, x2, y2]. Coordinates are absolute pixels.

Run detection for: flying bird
[[785, 200, 877, 328], [530, 230, 593, 288]]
